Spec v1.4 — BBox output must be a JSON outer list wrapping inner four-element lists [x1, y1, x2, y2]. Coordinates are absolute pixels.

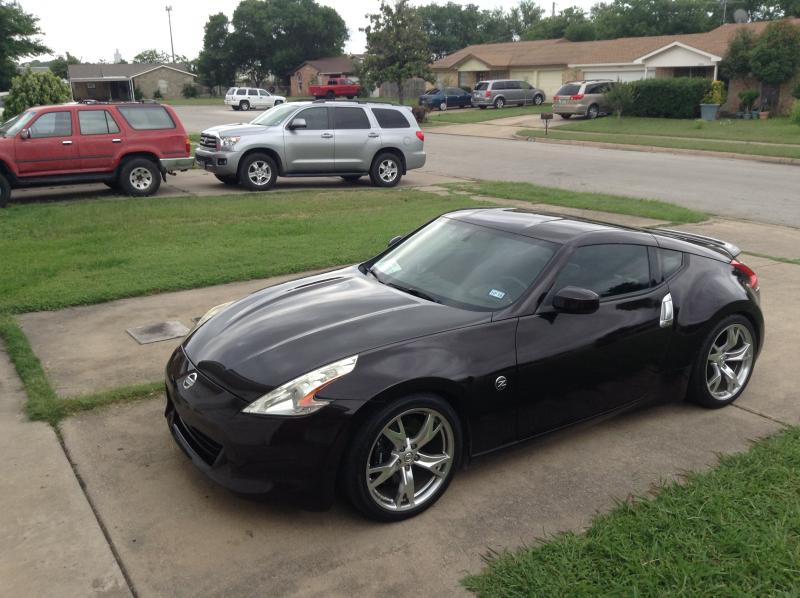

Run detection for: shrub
[[626, 78, 713, 119], [792, 82, 800, 100], [133, 86, 144, 100], [702, 80, 727, 105], [411, 104, 430, 124], [153, 88, 163, 100], [460, 85, 472, 93], [3, 69, 72, 119], [749, 21, 800, 86], [605, 82, 636, 119], [738, 89, 759, 111], [181, 84, 198, 98], [792, 100, 800, 125]]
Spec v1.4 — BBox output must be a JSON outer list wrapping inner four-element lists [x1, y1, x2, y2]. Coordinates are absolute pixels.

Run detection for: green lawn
[[430, 103, 551, 124], [465, 425, 800, 597], [450, 181, 706, 224]]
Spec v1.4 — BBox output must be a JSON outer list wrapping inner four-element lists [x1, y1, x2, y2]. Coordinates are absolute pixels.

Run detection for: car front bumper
[[194, 148, 240, 176], [164, 347, 350, 509]]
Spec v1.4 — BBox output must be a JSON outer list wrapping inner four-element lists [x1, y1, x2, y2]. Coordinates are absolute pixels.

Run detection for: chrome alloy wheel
[[129, 167, 154, 191], [378, 159, 398, 183], [706, 323, 754, 401], [247, 160, 272, 186], [366, 408, 455, 512]]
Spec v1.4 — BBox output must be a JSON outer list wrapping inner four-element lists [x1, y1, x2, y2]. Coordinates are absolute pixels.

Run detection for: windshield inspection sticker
[[380, 259, 402, 275], [489, 289, 506, 300]]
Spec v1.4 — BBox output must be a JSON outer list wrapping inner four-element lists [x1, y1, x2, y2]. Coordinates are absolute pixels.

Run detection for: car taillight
[[185, 138, 191, 155], [570, 94, 584, 100], [553, 95, 560, 100], [485, 90, 491, 97], [732, 259, 758, 290], [416, 130, 424, 142]]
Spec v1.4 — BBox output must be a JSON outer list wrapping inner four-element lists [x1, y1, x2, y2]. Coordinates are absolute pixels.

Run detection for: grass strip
[[449, 181, 706, 224], [431, 104, 550, 124], [464, 426, 800, 597], [519, 128, 800, 160]]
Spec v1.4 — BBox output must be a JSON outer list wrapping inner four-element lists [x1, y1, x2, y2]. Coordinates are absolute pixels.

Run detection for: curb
[[511, 133, 800, 167]]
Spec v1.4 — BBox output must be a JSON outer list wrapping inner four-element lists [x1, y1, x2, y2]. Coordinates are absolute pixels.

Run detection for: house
[[431, 19, 800, 114], [289, 56, 360, 97], [68, 63, 197, 101]]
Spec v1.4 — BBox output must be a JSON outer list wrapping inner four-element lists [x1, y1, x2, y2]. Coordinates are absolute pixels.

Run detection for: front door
[[77, 109, 123, 172], [15, 110, 79, 176], [515, 243, 673, 439], [332, 106, 379, 172], [283, 106, 334, 173]]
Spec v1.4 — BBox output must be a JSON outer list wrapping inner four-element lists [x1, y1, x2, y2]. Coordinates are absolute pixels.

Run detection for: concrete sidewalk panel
[[61, 397, 778, 598]]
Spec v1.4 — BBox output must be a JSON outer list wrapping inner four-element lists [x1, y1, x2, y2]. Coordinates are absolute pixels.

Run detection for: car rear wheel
[[688, 315, 756, 409], [439, 101, 447, 111], [215, 175, 239, 186], [343, 394, 461, 521], [0, 173, 10, 208], [119, 159, 161, 197], [534, 94, 544, 105], [587, 104, 599, 119], [239, 100, 250, 111], [326, 91, 335, 99], [559, 113, 572, 119], [232, 106, 240, 111], [494, 97, 505, 109], [238, 153, 277, 191], [370, 152, 402, 188]]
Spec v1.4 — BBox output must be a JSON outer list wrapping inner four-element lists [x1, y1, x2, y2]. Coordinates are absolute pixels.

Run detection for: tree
[[605, 81, 636, 118], [360, 0, 433, 104], [508, 1, 545, 38], [749, 20, 800, 85], [133, 49, 171, 64], [417, 3, 485, 59], [49, 52, 80, 80], [4, 69, 71, 119], [591, 0, 719, 40], [522, 6, 594, 40], [0, 1, 50, 90], [197, 14, 236, 93], [720, 29, 756, 80]]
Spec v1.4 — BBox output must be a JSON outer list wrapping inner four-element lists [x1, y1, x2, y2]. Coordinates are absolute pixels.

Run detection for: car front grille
[[199, 134, 218, 150], [172, 409, 223, 466]]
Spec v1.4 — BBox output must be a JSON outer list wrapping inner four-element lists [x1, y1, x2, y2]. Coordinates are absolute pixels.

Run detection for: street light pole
[[165, 5, 175, 63]]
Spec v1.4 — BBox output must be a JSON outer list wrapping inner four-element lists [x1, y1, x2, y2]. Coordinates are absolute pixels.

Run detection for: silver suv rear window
[[556, 84, 581, 96], [372, 108, 410, 129], [117, 106, 176, 130]]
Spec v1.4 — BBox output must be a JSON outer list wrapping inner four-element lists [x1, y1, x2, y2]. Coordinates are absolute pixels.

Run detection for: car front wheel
[[370, 152, 402, 187], [119, 159, 161, 197], [587, 104, 599, 119], [0, 173, 10, 208], [343, 394, 461, 521], [534, 94, 544, 105], [239, 153, 277, 191]]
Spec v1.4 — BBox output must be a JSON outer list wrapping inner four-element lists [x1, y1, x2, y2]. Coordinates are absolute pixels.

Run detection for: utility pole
[[552, 2, 556, 17], [165, 5, 175, 63], [721, 0, 727, 24]]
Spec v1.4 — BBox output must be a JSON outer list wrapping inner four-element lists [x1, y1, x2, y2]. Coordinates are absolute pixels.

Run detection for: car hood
[[183, 266, 489, 401], [201, 123, 270, 137]]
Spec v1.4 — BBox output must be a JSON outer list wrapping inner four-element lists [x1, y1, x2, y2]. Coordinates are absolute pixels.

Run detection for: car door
[[258, 89, 273, 108], [77, 109, 123, 172], [14, 109, 79, 176], [283, 106, 334, 172], [332, 106, 380, 172], [515, 242, 673, 439], [444, 88, 459, 108], [520, 81, 534, 104], [505, 81, 522, 104]]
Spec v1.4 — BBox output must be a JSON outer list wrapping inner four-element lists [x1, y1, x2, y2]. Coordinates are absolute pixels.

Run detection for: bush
[[749, 21, 800, 86], [792, 100, 800, 125], [702, 80, 727, 105], [792, 82, 800, 100], [181, 84, 198, 98], [738, 89, 759, 111], [411, 104, 429, 124], [153, 88, 163, 100], [605, 82, 636, 119], [133, 86, 144, 100], [4, 69, 72, 119], [626, 78, 713, 119]]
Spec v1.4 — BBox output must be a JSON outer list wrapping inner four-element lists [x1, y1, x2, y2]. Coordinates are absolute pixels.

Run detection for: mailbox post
[[541, 112, 553, 136]]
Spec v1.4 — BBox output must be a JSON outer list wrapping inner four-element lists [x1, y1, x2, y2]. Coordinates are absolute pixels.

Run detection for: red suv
[[0, 101, 194, 207]]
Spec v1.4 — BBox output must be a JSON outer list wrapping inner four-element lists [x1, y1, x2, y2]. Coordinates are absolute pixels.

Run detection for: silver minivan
[[195, 101, 426, 190], [553, 80, 614, 119], [471, 80, 546, 109]]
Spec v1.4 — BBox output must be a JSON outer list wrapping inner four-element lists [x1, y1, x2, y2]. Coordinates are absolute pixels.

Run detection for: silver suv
[[195, 101, 426, 190], [553, 80, 614, 119], [471, 80, 545, 109]]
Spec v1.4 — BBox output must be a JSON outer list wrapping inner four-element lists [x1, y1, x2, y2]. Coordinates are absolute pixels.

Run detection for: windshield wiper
[[387, 283, 441, 304]]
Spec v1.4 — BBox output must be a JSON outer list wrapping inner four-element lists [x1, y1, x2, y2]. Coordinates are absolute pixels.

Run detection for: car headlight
[[193, 301, 234, 331], [219, 136, 241, 151], [242, 355, 358, 416]]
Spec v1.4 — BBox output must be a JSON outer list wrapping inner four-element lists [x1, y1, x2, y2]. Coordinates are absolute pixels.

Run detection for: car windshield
[[370, 217, 558, 311], [474, 82, 488, 90], [424, 88, 440, 95], [250, 103, 298, 126], [556, 84, 581, 96], [0, 110, 36, 137]]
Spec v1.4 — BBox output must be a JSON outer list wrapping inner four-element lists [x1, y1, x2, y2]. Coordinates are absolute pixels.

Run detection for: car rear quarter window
[[78, 110, 120, 135], [474, 82, 488, 91], [29, 111, 72, 138], [117, 106, 176, 130], [556, 84, 581, 96], [236, 89, 246, 96], [659, 248, 684, 280], [333, 107, 370, 130], [555, 244, 651, 299], [372, 108, 411, 129]]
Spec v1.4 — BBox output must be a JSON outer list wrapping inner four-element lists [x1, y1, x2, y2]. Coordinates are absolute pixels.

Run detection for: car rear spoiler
[[653, 228, 741, 260]]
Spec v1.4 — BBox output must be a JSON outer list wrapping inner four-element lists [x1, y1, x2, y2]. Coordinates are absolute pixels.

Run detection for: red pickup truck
[[309, 78, 362, 99], [0, 101, 194, 208]]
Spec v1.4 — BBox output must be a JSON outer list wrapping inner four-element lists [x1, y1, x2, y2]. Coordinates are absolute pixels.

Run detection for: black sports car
[[165, 208, 763, 521]]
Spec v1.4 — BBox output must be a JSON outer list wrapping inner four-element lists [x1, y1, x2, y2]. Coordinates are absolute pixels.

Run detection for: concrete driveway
[[171, 103, 268, 133]]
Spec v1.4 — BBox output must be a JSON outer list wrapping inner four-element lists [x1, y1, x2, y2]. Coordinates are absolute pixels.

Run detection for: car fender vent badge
[[183, 372, 198, 390], [495, 376, 508, 391]]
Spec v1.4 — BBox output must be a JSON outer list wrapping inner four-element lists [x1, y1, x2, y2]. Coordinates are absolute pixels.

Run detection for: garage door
[[583, 69, 651, 82], [536, 70, 564, 102]]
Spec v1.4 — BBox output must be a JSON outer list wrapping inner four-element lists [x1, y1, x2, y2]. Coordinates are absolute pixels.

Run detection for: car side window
[[372, 108, 411, 128], [554, 244, 652, 299], [521, 82, 532, 90], [236, 89, 246, 96], [29, 111, 72, 138], [493, 81, 506, 90], [508, 81, 522, 90], [333, 107, 370, 130], [78, 110, 119, 135], [259, 90, 270, 96], [248, 89, 258, 96], [295, 107, 329, 130], [659, 248, 684, 280]]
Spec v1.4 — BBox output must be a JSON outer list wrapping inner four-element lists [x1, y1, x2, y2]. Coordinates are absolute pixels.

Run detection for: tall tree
[[749, 20, 800, 85], [197, 14, 236, 93], [508, 1, 545, 38], [360, 0, 433, 104], [4, 69, 71, 119], [0, 1, 50, 89], [133, 49, 171, 64], [720, 29, 757, 79], [591, 0, 720, 40], [49, 52, 80, 80], [522, 6, 595, 40], [417, 3, 485, 59]]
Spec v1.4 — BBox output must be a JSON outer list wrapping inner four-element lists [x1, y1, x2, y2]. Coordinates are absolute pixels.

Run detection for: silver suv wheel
[[247, 160, 272, 187], [378, 159, 398, 183]]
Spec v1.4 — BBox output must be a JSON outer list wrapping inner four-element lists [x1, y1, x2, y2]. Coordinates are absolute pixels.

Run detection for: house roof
[[292, 56, 358, 75], [68, 63, 196, 81], [431, 19, 800, 70]]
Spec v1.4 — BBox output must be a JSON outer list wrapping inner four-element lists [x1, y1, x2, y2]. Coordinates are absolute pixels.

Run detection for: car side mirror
[[289, 118, 307, 130], [387, 235, 404, 248], [553, 286, 600, 314], [20, 128, 30, 139]]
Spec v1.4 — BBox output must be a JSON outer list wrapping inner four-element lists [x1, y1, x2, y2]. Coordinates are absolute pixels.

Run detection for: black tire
[[346, 95, 354, 99], [119, 158, 161, 197], [238, 153, 277, 191], [215, 175, 239, 186], [559, 113, 572, 119], [587, 104, 599, 119], [687, 314, 757, 409], [534, 94, 544, 105], [369, 152, 402, 188], [0, 173, 10, 208], [341, 175, 362, 183], [104, 180, 120, 191], [494, 97, 505, 109], [479, 105, 487, 110], [232, 106, 240, 111], [239, 100, 250, 112], [326, 91, 335, 99], [342, 394, 462, 521]]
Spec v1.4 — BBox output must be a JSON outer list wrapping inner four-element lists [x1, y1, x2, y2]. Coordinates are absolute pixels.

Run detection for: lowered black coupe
[[165, 209, 763, 521]]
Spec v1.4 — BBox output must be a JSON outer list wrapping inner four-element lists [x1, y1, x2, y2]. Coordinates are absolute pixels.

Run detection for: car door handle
[[111, 139, 122, 143], [368, 132, 379, 138], [62, 140, 73, 145], [660, 293, 674, 328], [321, 132, 333, 139]]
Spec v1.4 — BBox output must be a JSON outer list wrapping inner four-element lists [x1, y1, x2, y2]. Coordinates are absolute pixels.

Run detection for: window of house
[[78, 110, 120, 135], [29, 111, 72, 138], [333, 107, 370, 130], [554, 244, 652, 299]]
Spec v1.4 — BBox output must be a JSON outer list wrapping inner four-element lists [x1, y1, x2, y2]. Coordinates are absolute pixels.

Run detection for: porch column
[[130, 79, 135, 101], [713, 64, 718, 80]]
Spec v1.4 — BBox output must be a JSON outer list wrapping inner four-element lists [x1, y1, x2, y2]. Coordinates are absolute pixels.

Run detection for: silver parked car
[[195, 100, 426, 190], [553, 80, 614, 119], [471, 80, 545, 109]]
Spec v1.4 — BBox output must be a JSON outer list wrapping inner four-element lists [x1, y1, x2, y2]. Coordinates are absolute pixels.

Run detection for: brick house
[[289, 56, 359, 97], [68, 64, 197, 101]]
